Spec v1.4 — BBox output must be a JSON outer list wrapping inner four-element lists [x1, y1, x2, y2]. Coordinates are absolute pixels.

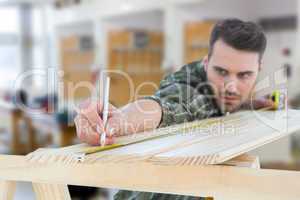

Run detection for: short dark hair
[[208, 18, 267, 61]]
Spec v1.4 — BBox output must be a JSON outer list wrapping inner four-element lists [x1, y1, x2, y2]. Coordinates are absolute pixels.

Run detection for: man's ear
[[203, 55, 209, 71]]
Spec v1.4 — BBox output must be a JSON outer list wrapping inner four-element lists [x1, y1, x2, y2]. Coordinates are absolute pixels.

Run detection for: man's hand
[[74, 99, 162, 146], [241, 96, 276, 110], [74, 99, 120, 145]]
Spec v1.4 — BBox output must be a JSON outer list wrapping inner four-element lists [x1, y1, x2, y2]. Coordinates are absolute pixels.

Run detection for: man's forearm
[[118, 99, 162, 135]]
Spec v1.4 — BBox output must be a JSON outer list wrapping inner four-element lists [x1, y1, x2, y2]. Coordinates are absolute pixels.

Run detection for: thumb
[[105, 114, 123, 137], [97, 102, 117, 116], [104, 135, 115, 145]]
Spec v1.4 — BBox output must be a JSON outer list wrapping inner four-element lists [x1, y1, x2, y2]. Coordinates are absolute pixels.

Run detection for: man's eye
[[216, 68, 228, 76], [238, 73, 251, 79]]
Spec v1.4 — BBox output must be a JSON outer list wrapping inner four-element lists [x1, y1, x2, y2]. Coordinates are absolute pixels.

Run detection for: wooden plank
[[153, 109, 299, 165], [28, 109, 300, 165], [32, 183, 71, 200], [222, 154, 260, 169], [0, 155, 299, 200], [0, 181, 16, 200]]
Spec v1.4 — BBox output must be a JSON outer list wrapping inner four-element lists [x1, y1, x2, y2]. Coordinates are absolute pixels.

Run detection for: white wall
[[56, 21, 94, 37], [104, 10, 164, 31], [179, 0, 255, 21]]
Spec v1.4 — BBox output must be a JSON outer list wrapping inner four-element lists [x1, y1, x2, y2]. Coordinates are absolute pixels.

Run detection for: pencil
[[100, 76, 110, 146]]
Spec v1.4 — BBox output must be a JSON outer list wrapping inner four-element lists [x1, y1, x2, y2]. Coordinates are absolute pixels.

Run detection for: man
[[75, 19, 274, 199]]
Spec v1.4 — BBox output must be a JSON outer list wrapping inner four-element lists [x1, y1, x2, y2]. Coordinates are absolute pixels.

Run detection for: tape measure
[[270, 90, 286, 110]]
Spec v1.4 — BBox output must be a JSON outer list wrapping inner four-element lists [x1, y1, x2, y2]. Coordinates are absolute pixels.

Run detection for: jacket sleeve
[[144, 61, 218, 128]]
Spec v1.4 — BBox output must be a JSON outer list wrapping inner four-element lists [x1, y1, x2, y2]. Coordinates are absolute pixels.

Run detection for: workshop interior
[[0, 0, 300, 199]]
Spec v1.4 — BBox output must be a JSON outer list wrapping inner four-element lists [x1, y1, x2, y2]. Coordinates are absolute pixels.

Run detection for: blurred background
[[0, 0, 300, 199]]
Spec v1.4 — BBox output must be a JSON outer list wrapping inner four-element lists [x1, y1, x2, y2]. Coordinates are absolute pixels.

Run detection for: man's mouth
[[221, 96, 241, 104], [224, 96, 239, 101]]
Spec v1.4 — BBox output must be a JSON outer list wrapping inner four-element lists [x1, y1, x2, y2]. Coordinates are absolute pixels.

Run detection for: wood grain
[[1, 109, 300, 199], [0, 181, 16, 200], [28, 109, 300, 166], [32, 183, 71, 200], [0, 155, 300, 200]]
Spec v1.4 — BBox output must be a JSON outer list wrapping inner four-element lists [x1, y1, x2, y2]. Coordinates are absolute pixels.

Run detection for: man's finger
[[104, 135, 115, 145], [95, 100, 116, 113], [79, 102, 103, 131], [74, 115, 89, 142], [85, 129, 101, 146], [252, 99, 275, 110], [85, 130, 115, 146], [106, 114, 123, 137]]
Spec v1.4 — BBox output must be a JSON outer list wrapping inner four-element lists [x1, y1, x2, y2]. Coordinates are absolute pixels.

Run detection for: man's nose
[[224, 78, 239, 95]]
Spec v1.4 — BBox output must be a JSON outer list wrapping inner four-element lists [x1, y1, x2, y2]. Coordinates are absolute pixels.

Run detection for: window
[[0, 6, 20, 89]]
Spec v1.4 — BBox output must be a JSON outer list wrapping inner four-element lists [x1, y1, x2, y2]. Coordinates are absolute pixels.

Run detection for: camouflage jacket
[[114, 60, 223, 200]]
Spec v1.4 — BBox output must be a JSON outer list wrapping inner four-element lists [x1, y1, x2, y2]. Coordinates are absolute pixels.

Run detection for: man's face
[[204, 39, 260, 113]]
